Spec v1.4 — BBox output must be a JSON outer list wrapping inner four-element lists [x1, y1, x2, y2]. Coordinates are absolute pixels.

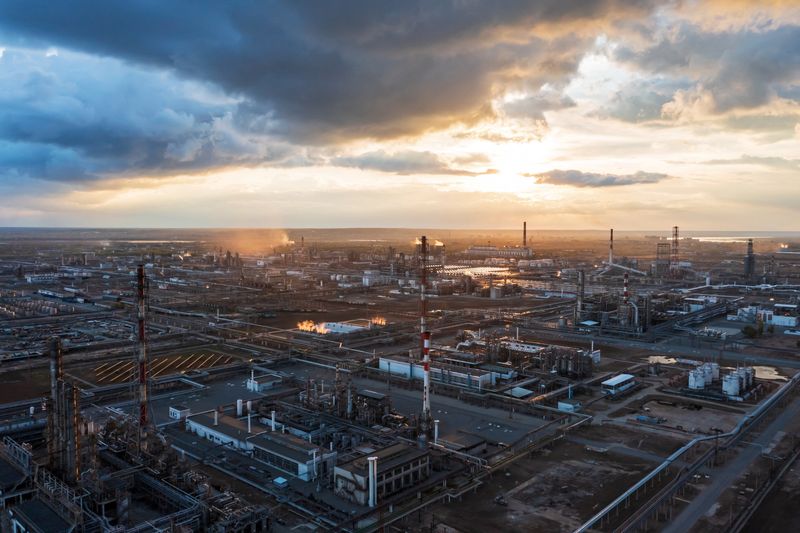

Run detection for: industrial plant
[[0, 226, 799, 532]]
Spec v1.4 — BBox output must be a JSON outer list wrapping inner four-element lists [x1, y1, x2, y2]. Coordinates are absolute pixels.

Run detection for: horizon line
[[1, 226, 800, 233]]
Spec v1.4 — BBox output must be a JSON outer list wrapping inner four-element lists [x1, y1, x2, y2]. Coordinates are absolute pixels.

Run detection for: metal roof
[[601, 374, 635, 387], [11, 498, 73, 533]]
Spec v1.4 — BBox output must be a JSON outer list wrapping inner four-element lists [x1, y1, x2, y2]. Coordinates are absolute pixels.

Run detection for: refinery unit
[[0, 226, 799, 532]]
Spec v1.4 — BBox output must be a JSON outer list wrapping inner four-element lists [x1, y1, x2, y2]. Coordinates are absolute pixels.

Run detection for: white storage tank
[[701, 364, 713, 384], [736, 368, 749, 391], [710, 363, 720, 381], [688, 369, 706, 390], [723, 373, 741, 397], [744, 367, 754, 389]]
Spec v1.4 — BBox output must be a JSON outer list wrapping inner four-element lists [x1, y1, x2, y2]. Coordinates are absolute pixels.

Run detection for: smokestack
[[523, 221, 527, 248], [608, 229, 614, 265], [422, 330, 431, 434], [670, 226, 679, 275], [745, 239, 755, 280], [419, 236, 432, 439], [136, 265, 149, 443], [367, 456, 378, 508], [271, 410, 276, 431]]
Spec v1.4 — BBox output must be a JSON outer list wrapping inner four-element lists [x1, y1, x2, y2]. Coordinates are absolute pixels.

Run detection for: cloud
[[528, 169, 672, 187], [703, 155, 800, 170], [0, 1, 661, 144], [0, 48, 305, 183], [331, 150, 494, 176], [615, 24, 800, 116], [601, 78, 692, 122], [502, 92, 576, 121]]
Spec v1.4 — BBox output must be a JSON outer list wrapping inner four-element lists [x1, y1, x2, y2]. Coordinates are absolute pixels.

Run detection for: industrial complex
[[0, 225, 799, 532]]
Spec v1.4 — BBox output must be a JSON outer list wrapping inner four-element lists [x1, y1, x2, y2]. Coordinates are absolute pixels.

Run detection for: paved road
[[663, 395, 800, 533]]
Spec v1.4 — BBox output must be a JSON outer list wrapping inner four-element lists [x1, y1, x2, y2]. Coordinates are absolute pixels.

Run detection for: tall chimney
[[670, 226, 679, 275], [419, 236, 432, 439], [575, 270, 585, 323], [608, 229, 614, 265], [523, 221, 527, 248], [367, 456, 378, 508]]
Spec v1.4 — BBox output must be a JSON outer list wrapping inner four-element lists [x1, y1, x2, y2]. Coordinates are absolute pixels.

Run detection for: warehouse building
[[185, 410, 335, 481]]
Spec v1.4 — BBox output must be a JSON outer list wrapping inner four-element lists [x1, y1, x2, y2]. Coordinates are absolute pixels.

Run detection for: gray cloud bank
[[0, 0, 658, 183], [530, 169, 671, 187]]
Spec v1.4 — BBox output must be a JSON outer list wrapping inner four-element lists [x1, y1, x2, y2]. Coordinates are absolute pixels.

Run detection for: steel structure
[[46, 337, 80, 484], [135, 265, 149, 446], [670, 225, 680, 276]]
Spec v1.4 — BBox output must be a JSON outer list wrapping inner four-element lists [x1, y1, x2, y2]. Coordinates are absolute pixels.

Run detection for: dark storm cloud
[[0, 49, 303, 183], [331, 150, 494, 176], [530, 169, 671, 187], [0, 0, 659, 142], [614, 24, 800, 114]]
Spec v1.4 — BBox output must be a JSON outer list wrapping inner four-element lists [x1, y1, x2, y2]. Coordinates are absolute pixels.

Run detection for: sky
[[0, 1, 798, 230]]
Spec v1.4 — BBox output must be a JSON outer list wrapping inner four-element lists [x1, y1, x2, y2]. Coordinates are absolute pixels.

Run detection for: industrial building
[[334, 443, 431, 507]]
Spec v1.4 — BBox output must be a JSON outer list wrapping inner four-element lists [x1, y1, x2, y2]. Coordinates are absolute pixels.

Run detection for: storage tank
[[736, 368, 749, 391], [701, 364, 713, 384], [723, 373, 741, 397], [744, 367, 754, 389], [710, 363, 720, 381], [688, 369, 705, 390]]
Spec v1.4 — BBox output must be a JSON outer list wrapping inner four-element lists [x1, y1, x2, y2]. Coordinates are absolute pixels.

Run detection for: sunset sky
[[0, 1, 798, 229]]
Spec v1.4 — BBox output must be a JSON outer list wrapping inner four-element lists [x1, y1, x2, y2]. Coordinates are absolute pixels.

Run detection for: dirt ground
[[419, 441, 653, 532], [694, 411, 800, 533], [741, 460, 800, 533], [576, 424, 687, 456], [604, 394, 746, 431], [0, 364, 51, 402], [639, 400, 742, 433]]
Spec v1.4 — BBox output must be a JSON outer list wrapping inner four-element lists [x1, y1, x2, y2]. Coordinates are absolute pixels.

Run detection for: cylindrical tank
[[710, 363, 720, 381], [743, 367, 753, 389], [736, 368, 748, 390], [702, 364, 713, 383], [723, 373, 740, 397], [688, 370, 705, 390]]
